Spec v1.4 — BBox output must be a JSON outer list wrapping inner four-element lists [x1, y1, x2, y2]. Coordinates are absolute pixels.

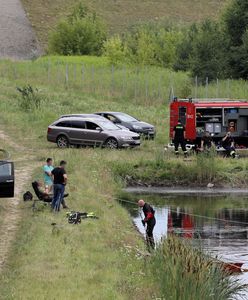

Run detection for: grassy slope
[[21, 0, 227, 49], [0, 56, 247, 299], [0, 70, 163, 299]]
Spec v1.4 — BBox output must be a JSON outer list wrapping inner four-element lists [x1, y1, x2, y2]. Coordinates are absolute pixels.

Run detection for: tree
[[223, 0, 248, 47], [222, 0, 248, 78], [48, 3, 106, 55], [174, 20, 228, 82]]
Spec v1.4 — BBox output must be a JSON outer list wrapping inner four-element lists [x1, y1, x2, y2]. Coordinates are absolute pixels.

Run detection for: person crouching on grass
[[51, 160, 67, 212], [138, 199, 156, 250]]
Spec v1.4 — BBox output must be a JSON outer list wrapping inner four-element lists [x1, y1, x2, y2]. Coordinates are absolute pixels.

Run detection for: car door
[[85, 121, 106, 146], [55, 120, 72, 141], [0, 161, 14, 198], [69, 120, 87, 145]]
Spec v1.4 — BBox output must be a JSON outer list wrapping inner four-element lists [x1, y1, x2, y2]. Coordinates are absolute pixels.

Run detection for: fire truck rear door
[[178, 103, 196, 140]]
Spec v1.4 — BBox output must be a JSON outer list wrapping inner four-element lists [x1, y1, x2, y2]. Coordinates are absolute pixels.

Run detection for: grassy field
[[2, 56, 248, 107], [21, 0, 228, 49], [0, 56, 246, 299]]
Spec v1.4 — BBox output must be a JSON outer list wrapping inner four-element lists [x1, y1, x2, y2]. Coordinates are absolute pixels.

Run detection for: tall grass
[[1, 56, 248, 110], [0, 57, 189, 106], [150, 237, 243, 300]]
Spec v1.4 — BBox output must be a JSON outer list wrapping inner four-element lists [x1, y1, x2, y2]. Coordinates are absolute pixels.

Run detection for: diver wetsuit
[[143, 203, 156, 249]]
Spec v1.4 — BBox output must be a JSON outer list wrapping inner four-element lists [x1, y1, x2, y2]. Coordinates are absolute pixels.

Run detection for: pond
[[122, 189, 248, 292]]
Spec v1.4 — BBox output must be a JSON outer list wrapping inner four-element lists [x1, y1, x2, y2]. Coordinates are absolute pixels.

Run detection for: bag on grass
[[23, 191, 33, 201]]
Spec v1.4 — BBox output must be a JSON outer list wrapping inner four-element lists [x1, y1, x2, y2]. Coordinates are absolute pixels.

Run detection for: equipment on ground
[[23, 191, 33, 201], [66, 211, 98, 224]]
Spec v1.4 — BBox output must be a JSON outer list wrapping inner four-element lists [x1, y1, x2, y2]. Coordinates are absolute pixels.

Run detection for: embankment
[[0, 0, 41, 59]]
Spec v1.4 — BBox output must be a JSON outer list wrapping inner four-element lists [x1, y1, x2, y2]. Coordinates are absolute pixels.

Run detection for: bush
[[16, 85, 43, 111], [103, 35, 131, 65], [48, 4, 106, 55], [104, 23, 183, 67]]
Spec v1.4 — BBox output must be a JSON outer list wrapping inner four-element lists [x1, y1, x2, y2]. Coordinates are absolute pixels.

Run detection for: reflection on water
[[123, 192, 248, 290]]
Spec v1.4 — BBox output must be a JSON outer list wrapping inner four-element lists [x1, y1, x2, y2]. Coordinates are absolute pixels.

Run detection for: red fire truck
[[169, 98, 248, 147]]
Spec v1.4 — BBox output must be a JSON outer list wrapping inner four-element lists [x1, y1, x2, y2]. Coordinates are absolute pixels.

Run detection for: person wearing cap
[[173, 119, 187, 157], [138, 199, 156, 250]]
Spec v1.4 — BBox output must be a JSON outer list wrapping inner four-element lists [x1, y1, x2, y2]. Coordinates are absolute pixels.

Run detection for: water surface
[[123, 191, 248, 290]]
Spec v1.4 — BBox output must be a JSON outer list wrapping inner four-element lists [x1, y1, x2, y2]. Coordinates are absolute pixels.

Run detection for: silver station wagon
[[47, 116, 141, 149]]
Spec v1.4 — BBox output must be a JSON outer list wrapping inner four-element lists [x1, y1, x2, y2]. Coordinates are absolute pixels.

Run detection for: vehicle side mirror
[[96, 127, 102, 132], [113, 119, 121, 124]]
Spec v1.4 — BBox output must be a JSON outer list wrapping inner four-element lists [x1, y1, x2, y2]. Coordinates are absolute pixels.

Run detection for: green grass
[[21, 0, 228, 49], [150, 237, 242, 300], [114, 150, 248, 187], [0, 56, 246, 299]]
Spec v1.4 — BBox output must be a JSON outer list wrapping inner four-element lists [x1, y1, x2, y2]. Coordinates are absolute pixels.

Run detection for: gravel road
[[0, 0, 41, 60]]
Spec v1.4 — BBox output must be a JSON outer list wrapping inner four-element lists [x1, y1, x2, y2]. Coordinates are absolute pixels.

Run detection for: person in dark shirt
[[173, 119, 187, 157], [51, 160, 67, 211], [138, 199, 156, 250], [222, 132, 236, 158], [200, 131, 214, 152]]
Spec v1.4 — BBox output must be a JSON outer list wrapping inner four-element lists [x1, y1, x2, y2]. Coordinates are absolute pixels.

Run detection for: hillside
[[21, 0, 227, 50]]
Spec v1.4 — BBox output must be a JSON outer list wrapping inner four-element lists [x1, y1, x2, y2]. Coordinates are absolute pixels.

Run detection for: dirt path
[[0, 0, 41, 60], [0, 130, 35, 271]]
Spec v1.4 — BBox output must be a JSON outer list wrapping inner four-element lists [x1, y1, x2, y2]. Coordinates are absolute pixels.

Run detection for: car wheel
[[57, 135, 69, 148], [105, 138, 118, 149]]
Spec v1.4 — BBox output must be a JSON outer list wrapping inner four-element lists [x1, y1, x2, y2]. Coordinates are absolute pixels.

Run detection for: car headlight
[[133, 125, 142, 130], [120, 136, 132, 140]]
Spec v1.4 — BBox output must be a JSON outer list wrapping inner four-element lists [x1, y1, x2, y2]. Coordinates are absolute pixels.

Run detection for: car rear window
[[56, 121, 72, 128]]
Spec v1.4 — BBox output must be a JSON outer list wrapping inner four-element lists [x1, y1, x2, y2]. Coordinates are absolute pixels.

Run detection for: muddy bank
[[125, 186, 248, 195], [114, 157, 248, 189], [123, 175, 230, 189]]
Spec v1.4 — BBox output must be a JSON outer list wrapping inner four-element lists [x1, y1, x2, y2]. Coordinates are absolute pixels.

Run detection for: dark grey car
[[94, 112, 156, 139], [47, 117, 141, 149], [0, 160, 14, 198]]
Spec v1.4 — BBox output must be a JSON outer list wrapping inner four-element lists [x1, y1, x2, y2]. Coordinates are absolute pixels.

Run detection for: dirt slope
[[0, 0, 41, 60], [21, 0, 227, 49], [0, 130, 35, 271]]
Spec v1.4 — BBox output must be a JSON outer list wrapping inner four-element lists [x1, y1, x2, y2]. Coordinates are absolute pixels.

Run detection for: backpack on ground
[[23, 191, 33, 201]]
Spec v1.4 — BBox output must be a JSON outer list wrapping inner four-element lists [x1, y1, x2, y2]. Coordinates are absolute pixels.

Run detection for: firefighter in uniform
[[138, 199, 156, 250], [173, 119, 187, 157]]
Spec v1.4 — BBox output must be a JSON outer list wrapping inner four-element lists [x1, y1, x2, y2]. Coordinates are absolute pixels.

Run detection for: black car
[[0, 160, 14, 198], [95, 112, 156, 139]]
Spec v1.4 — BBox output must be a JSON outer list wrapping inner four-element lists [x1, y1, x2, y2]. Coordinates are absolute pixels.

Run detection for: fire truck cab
[[170, 98, 248, 147]]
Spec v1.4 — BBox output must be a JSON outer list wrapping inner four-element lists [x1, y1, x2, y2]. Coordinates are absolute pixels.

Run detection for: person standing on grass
[[138, 199, 156, 250], [43, 158, 54, 194], [173, 119, 187, 157], [51, 160, 67, 212]]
